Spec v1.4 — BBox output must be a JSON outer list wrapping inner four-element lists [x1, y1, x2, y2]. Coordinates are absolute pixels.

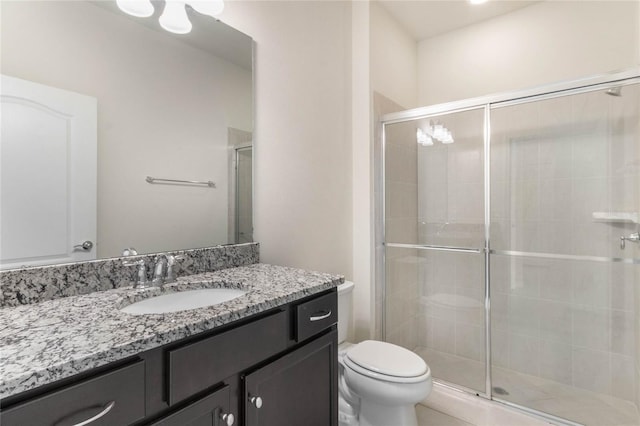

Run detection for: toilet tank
[[338, 281, 354, 344]]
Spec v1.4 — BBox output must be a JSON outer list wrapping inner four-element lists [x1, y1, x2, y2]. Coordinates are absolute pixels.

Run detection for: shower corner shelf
[[592, 211, 638, 224]]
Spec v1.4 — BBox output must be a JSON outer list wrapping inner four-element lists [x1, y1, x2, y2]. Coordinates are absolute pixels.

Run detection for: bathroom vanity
[[0, 257, 341, 426]]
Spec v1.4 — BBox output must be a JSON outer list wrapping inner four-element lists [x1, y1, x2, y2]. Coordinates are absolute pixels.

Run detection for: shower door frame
[[378, 67, 640, 424]]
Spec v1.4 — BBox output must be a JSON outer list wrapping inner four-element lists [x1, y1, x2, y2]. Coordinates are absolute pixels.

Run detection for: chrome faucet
[[152, 256, 167, 286], [165, 254, 185, 284], [122, 259, 152, 289], [151, 254, 186, 286], [620, 232, 640, 249]]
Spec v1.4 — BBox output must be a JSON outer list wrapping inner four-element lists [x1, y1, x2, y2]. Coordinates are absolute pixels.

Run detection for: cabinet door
[[151, 385, 233, 426], [244, 330, 337, 426]]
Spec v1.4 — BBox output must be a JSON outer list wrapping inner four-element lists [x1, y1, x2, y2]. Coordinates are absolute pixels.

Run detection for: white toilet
[[338, 281, 432, 426]]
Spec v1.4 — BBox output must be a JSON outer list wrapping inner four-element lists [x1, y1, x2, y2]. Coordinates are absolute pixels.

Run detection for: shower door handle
[[620, 232, 639, 249]]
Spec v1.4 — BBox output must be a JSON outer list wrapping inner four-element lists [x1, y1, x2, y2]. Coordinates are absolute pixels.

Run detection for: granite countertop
[[0, 263, 343, 399]]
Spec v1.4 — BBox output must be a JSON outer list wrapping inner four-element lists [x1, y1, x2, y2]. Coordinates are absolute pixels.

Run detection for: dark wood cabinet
[[0, 289, 337, 426], [244, 330, 338, 426], [1, 361, 146, 426], [167, 310, 289, 405], [151, 385, 232, 426]]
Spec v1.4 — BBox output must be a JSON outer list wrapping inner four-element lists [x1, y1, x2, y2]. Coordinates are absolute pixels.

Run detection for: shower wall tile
[[456, 323, 485, 362], [539, 178, 572, 221], [393, 85, 639, 404], [508, 295, 540, 338], [428, 317, 456, 354], [490, 292, 509, 333], [539, 339, 572, 386], [538, 300, 572, 343], [572, 347, 611, 395], [572, 307, 610, 352], [385, 218, 418, 245], [571, 222, 614, 257], [538, 222, 573, 254], [538, 138, 573, 180], [538, 259, 573, 303], [492, 329, 509, 369], [451, 182, 484, 223], [611, 263, 636, 311], [571, 134, 609, 178], [508, 333, 540, 376], [611, 309, 635, 357], [572, 261, 611, 308], [611, 353, 635, 401]]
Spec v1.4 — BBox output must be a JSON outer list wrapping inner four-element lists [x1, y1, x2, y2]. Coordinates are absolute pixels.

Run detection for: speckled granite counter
[[0, 263, 343, 399]]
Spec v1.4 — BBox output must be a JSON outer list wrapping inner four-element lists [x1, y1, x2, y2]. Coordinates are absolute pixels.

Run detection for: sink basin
[[120, 288, 246, 315]]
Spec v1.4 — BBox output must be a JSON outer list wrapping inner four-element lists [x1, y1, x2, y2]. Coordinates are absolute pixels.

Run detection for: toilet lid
[[346, 340, 427, 378]]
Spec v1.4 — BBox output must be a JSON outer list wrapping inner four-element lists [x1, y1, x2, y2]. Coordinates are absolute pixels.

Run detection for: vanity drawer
[[1, 361, 145, 426], [168, 309, 288, 405], [295, 291, 337, 342]]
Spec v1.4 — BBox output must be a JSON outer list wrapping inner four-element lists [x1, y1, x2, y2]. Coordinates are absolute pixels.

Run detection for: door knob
[[73, 240, 93, 251], [220, 412, 235, 425], [249, 396, 263, 409]]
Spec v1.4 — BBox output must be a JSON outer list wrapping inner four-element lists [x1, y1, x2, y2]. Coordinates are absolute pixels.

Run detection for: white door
[[0, 75, 97, 269]]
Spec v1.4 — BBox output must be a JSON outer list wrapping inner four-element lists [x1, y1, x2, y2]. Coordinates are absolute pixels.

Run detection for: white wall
[[370, 2, 418, 110], [351, 0, 372, 341], [418, 1, 640, 105], [1, 1, 252, 258], [221, 2, 353, 278]]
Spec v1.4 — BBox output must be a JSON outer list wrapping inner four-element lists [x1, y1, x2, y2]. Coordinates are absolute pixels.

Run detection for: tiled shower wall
[[380, 91, 420, 350], [384, 83, 639, 402], [490, 87, 639, 401]]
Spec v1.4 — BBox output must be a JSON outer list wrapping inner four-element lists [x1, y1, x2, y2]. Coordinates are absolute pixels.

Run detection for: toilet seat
[[344, 340, 430, 384]]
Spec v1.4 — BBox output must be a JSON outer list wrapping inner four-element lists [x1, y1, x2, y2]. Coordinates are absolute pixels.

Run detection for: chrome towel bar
[[145, 176, 216, 188]]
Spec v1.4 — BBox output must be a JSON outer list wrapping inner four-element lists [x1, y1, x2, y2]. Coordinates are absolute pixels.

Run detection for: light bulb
[[469, 0, 488, 4], [159, 1, 192, 34], [441, 130, 454, 144], [188, 0, 225, 17], [433, 124, 445, 140], [417, 128, 433, 146], [116, 0, 154, 17]]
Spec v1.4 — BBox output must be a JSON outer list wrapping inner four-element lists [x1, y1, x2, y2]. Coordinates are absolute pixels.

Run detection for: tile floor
[[416, 347, 640, 426], [417, 404, 474, 426]]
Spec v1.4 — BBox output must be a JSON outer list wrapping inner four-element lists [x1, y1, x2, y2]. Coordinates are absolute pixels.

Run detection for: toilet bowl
[[337, 282, 432, 426]]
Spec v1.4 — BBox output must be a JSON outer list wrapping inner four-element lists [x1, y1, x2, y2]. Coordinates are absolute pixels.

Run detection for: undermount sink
[[120, 288, 246, 315]]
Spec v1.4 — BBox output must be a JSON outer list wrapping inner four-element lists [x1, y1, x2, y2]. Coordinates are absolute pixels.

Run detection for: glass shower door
[[489, 82, 640, 425], [384, 107, 488, 394]]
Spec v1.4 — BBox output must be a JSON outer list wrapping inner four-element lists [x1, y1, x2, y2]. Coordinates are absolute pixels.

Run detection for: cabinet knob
[[220, 412, 235, 426], [249, 396, 263, 409]]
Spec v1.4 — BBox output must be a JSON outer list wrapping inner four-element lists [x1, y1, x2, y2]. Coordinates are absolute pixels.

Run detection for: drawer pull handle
[[56, 401, 116, 426], [310, 310, 332, 321]]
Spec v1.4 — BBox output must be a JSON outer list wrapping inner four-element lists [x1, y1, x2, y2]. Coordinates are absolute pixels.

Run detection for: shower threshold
[[416, 347, 640, 426]]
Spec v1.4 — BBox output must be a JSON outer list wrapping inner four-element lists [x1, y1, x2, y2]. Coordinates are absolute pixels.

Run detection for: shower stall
[[379, 69, 640, 425]]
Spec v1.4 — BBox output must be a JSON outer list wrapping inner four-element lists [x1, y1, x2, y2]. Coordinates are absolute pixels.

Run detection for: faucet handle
[[122, 259, 149, 288], [152, 255, 168, 286], [165, 255, 186, 284]]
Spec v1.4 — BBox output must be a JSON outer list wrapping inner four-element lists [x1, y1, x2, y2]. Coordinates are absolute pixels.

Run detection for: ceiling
[[377, 0, 540, 41]]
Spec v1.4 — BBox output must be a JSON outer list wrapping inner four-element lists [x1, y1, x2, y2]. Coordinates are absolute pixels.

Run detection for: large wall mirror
[[0, 0, 253, 270]]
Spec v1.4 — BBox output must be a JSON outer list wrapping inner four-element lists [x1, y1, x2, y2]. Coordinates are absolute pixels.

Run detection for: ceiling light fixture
[[469, 0, 488, 5], [159, 1, 192, 34], [417, 121, 454, 146], [117, 0, 225, 35], [116, 0, 154, 17]]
